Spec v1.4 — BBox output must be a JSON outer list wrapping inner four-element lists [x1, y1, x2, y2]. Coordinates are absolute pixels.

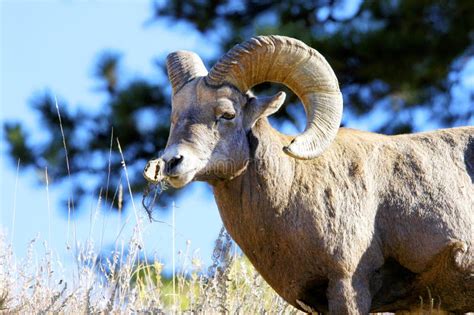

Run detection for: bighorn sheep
[[143, 35, 474, 314]]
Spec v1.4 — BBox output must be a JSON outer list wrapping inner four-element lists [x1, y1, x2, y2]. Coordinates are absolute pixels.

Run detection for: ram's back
[[334, 126, 473, 200], [380, 126, 474, 213], [390, 126, 473, 178]]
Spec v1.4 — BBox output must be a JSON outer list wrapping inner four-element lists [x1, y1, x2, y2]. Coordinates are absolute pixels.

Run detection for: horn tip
[[276, 91, 286, 99], [283, 141, 317, 160]]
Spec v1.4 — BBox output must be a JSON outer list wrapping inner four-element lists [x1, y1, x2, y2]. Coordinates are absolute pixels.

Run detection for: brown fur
[[212, 121, 474, 313]]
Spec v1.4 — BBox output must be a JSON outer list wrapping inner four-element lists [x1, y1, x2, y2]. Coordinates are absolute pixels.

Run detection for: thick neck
[[211, 118, 295, 251]]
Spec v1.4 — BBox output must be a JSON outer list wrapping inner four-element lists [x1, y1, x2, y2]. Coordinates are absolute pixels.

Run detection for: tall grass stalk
[[116, 138, 160, 304], [54, 96, 78, 257], [45, 166, 52, 244], [10, 158, 20, 244], [172, 201, 177, 312]]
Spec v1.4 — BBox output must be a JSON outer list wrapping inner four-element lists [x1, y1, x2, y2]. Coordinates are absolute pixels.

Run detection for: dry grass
[[0, 226, 300, 314]]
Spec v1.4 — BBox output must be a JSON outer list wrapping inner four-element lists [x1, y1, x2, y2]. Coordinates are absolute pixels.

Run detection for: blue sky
[[0, 0, 223, 272]]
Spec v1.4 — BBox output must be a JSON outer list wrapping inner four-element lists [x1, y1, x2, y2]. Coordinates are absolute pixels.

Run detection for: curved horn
[[206, 35, 343, 160], [166, 51, 208, 95]]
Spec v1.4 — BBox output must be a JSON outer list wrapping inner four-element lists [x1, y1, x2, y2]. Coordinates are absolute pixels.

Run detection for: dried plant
[[0, 227, 303, 314]]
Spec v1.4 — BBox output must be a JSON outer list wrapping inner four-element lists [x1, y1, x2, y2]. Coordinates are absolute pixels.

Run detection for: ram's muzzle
[[143, 158, 165, 184]]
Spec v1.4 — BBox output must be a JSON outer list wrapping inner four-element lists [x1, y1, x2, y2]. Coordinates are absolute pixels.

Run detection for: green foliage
[[4, 0, 473, 212]]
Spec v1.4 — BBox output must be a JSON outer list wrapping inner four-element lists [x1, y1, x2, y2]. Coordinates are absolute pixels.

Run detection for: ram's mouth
[[165, 169, 197, 188], [143, 158, 198, 188]]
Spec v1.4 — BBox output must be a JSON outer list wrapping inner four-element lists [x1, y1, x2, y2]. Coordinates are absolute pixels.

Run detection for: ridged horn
[[206, 35, 343, 160], [166, 51, 208, 94]]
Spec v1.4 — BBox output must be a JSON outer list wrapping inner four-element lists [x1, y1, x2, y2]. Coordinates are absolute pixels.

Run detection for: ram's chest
[[212, 170, 334, 306], [213, 168, 293, 255]]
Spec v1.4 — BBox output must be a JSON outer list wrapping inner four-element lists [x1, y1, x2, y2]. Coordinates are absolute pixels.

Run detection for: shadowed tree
[[4, 0, 473, 213]]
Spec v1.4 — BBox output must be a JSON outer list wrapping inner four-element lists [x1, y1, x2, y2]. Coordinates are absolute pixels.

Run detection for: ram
[[144, 35, 473, 314]]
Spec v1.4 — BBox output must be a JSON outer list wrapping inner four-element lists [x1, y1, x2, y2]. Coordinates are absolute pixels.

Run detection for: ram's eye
[[221, 112, 236, 120]]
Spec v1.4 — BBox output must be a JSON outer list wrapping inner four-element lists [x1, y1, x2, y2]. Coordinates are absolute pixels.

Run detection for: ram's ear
[[244, 91, 286, 130]]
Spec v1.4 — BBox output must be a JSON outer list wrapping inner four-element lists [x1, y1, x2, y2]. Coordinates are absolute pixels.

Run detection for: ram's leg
[[327, 276, 371, 315]]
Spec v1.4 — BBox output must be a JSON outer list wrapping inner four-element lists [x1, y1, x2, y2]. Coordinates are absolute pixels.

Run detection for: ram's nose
[[143, 158, 165, 183], [163, 154, 184, 176]]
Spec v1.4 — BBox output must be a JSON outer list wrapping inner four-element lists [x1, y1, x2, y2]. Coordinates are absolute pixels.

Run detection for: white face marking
[[143, 159, 164, 184]]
